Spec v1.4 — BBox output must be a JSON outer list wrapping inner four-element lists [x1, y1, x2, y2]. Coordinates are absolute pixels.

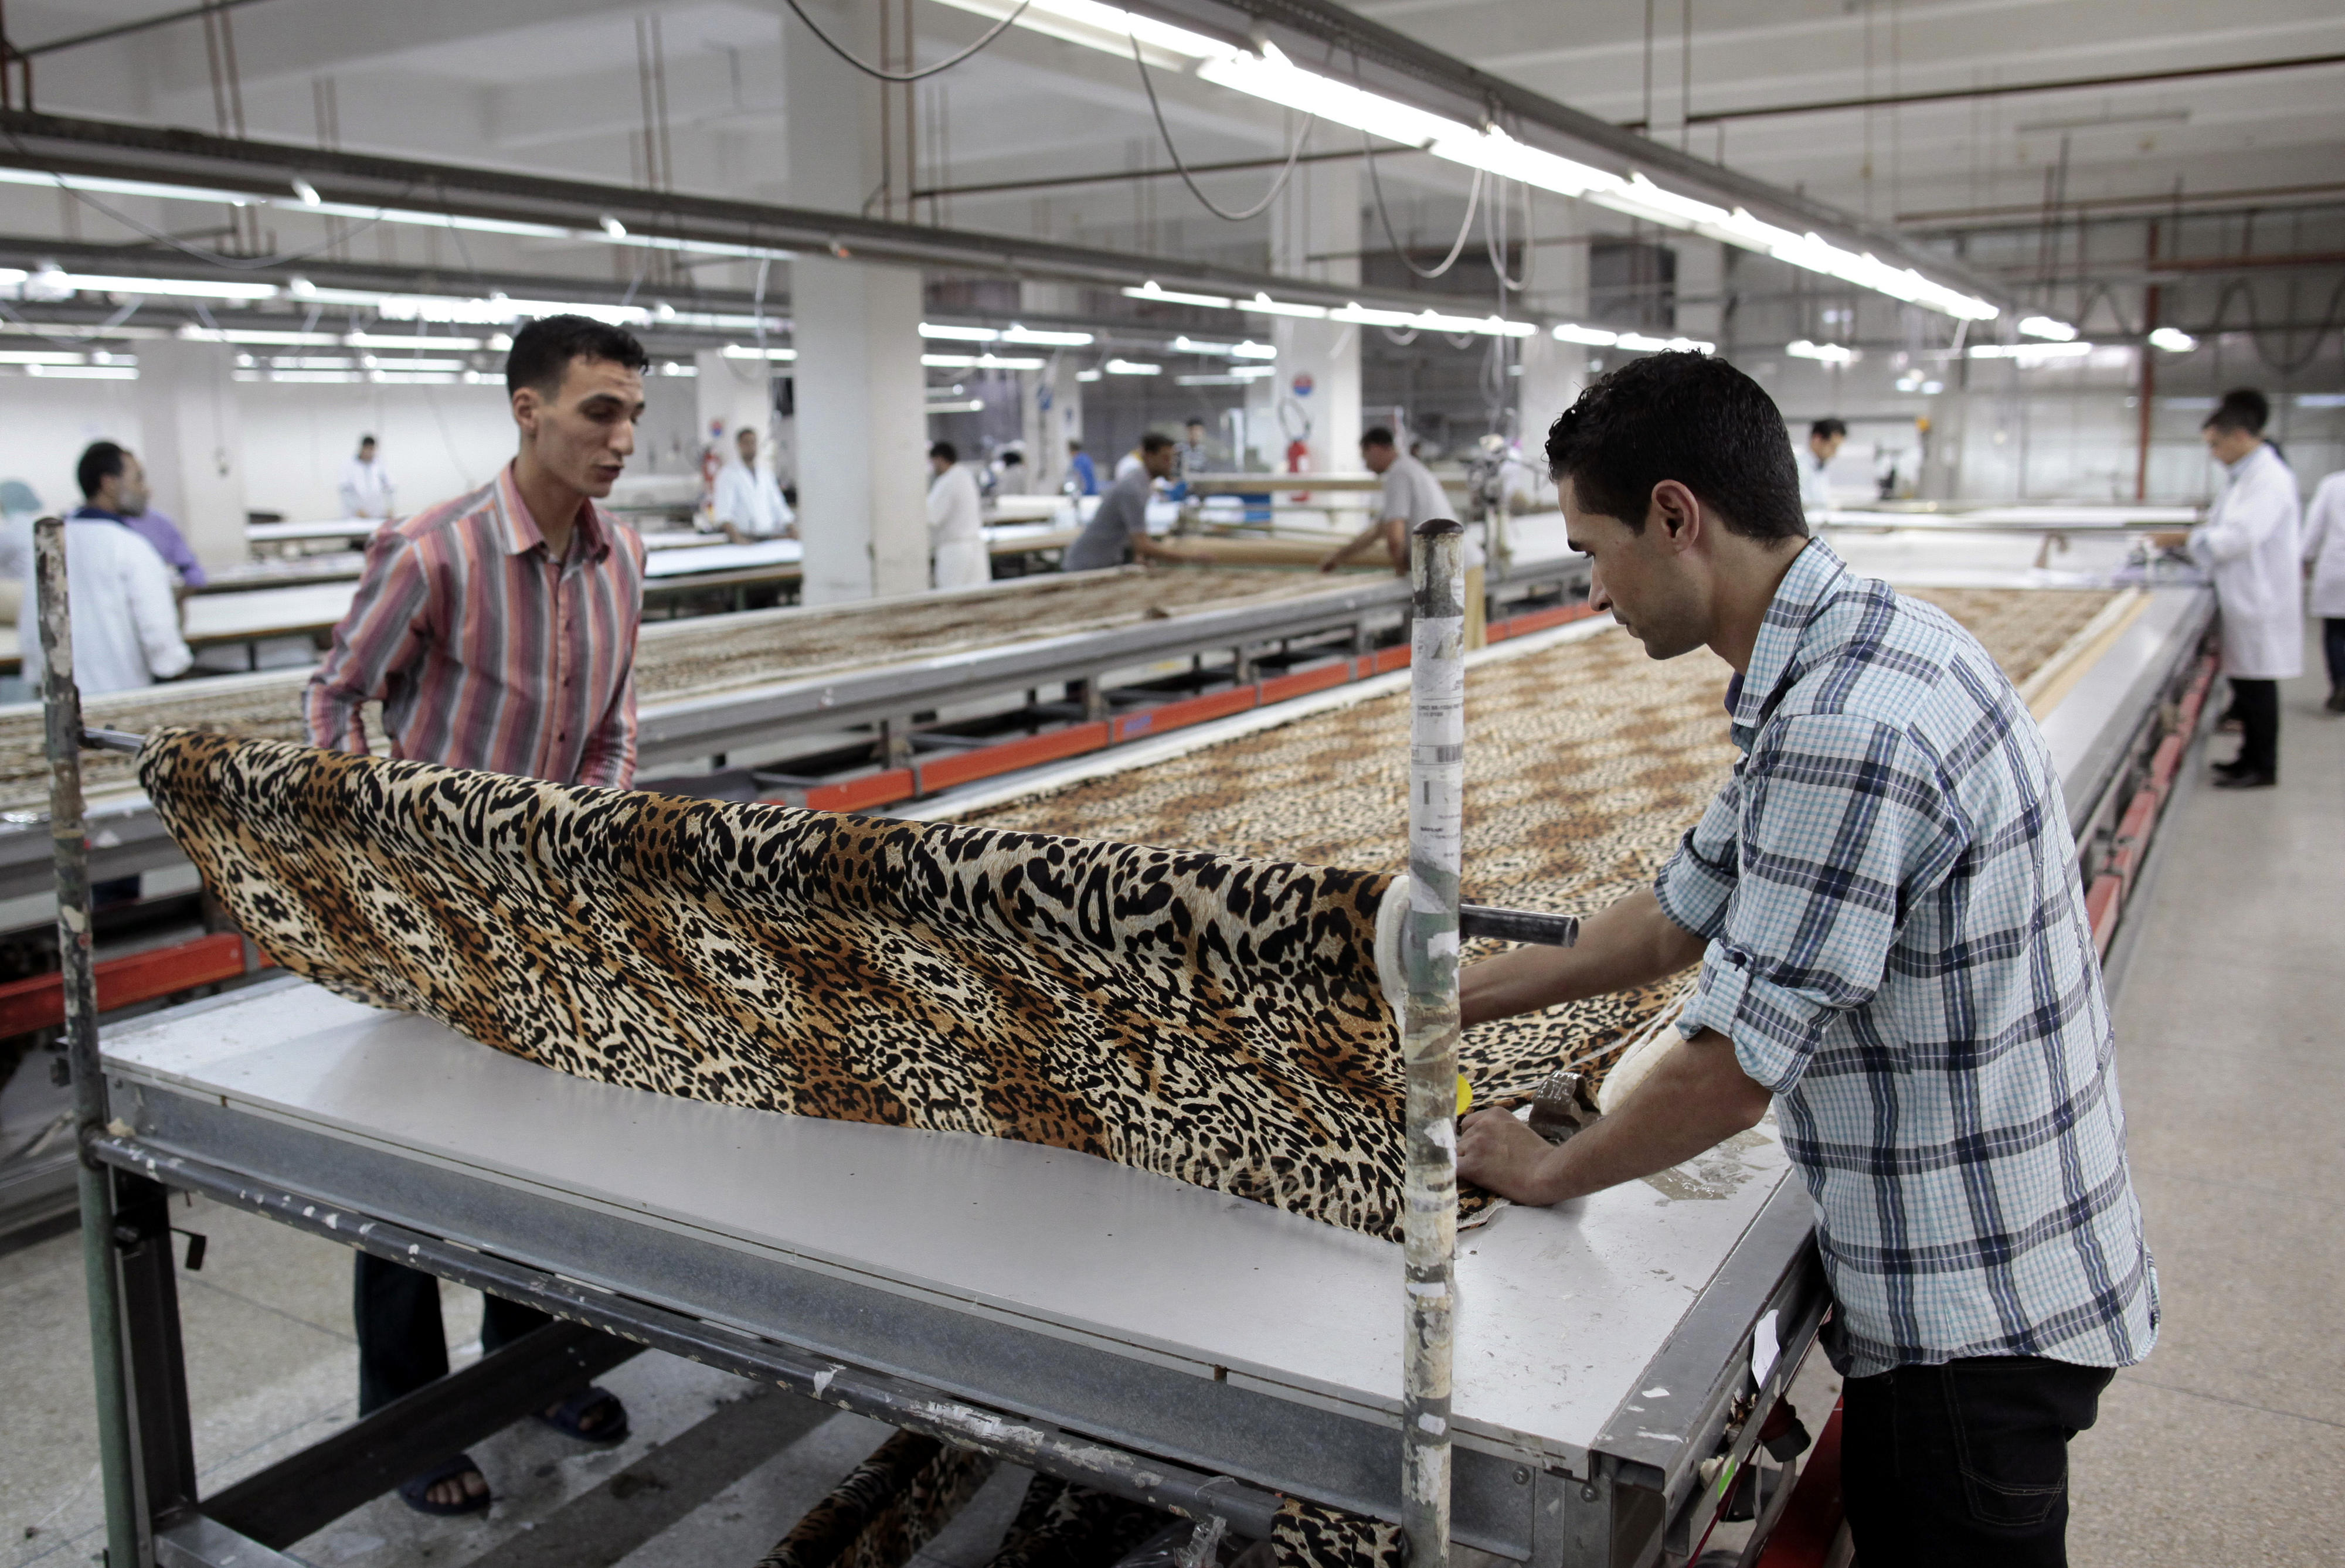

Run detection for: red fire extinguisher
[[1285, 437, 1312, 504]]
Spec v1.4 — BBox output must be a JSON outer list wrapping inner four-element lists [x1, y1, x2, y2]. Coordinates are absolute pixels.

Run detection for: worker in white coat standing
[[2300, 469, 2345, 714], [2188, 389, 2301, 787], [926, 441, 989, 591]]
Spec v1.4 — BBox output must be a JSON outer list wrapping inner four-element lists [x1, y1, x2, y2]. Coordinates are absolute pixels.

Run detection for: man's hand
[[1457, 1108, 1566, 1205]]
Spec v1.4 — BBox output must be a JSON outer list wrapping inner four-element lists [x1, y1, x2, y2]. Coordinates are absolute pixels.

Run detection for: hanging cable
[[1126, 28, 1313, 223], [781, 0, 1032, 84], [1482, 169, 1531, 294], [1364, 124, 1483, 280]]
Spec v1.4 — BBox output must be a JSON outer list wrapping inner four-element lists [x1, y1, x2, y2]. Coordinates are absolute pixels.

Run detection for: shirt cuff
[[1676, 941, 1831, 1095]]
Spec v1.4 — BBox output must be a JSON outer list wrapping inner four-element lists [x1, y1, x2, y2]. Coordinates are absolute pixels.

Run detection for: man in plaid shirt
[[1459, 352, 2155, 1565]]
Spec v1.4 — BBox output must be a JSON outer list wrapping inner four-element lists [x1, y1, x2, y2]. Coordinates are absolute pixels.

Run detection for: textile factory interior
[[0, 2, 2339, 1566]]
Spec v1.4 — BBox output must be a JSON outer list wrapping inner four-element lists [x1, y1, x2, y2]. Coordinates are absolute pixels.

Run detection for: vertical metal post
[[1402, 518, 1465, 1568], [37, 516, 142, 1567]]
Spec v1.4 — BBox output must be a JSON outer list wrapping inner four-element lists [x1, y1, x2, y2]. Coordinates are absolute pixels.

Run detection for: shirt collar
[[494, 462, 610, 562], [69, 505, 130, 526], [1727, 537, 1848, 744]]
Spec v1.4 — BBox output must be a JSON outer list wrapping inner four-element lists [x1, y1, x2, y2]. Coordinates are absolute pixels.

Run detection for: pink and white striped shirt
[[304, 464, 645, 787]]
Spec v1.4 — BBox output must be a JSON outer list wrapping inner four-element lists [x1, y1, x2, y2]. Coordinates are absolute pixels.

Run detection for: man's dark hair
[[2203, 387, 2269, 436], [930, 441, 959, 464], [1545, 351, 1807, 540], [505, 314, 649, 397], [1067, 438, 1084, 450], [358, 434, 376, 448], [1185, 417, 1206, 429], [1809, 418, 1847, 441], [77, 440, 129, 501], [1140, 432, 1177, 456], [1000, 450, 1024, 466], [1360, 426, 1396, 450]]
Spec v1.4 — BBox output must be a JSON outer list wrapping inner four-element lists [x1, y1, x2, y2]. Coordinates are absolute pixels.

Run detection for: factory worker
[[307, 315, 650, 1518], [713, 426, 796, 545], [2300, 469, 2345, 713], [1797, 417, 1844, 512], [927, 441, 990, 590], [1456, 352, 2153, 1567], [1065, 438, 1099, 497], [23, 443, 192, 695], [1061, 433, 1207, 571], [1322, 428, 1494, 640], [338, 434, 395, 519], [2187, 389, 2301, 787]]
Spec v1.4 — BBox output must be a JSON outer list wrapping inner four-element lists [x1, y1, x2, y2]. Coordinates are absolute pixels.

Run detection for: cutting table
[[63, 568, 2216, 1568]]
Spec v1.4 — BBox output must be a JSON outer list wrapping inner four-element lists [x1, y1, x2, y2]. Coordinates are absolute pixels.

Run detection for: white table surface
[[105, 981, 1794, 1464]]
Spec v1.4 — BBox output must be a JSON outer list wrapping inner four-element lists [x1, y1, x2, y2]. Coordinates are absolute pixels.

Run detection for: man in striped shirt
[[1457, 353, 2153, 1566], [305, 314, 651, 1515]]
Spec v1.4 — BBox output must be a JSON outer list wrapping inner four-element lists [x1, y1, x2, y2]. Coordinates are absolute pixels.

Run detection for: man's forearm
[[1456, 1028, 1772, 1206], [1460, 886, 1706, 1026]]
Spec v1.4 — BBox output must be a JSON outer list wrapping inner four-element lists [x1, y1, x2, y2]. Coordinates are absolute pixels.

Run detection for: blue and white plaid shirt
[[1654, 541, 2158, 1377]]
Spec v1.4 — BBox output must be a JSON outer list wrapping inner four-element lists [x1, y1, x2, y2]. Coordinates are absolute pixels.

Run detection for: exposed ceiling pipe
[[1676, 51, 2345, 126]]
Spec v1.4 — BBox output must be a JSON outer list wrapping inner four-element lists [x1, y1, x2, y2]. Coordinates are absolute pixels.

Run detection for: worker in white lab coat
[[2300, 468, 2345, 713], [711, 427, 795, 543], [338, 435, 394, 519], [1797, 418, 1845, 513], [926, 441, 989, 591], [2187, 389, 2301, 786]]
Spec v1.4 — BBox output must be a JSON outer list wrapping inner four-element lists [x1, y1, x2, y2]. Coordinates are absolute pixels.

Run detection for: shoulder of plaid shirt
[[301, 461, 647, 788], [1650, 537, 2157, 1378]]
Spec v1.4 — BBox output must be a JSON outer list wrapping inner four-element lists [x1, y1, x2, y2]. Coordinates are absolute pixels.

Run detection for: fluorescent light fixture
[[921, 322, 1000, 342], [1124, 281, 1235, 309], [178, 325, 339, 346], [2296, 393, 2345, 409], [243, 369, 360, 383], [1922, 380, 1944, 393], [346, 332, 485, 351], [1967, 341, 2094, 360], [1104, 359, 1161, 375], [1238, 292, 1330, 319], [599, 215, 628, 239], [1174, 335, 1238, 355], [1076, 369, 1103, 382], [1616, 332, 1716, 353], [1175, 373, 1252, 386], [1786, 339, 1859, 365], [1230, 340, 1276, 359], [658, 362, 698, 376], [927, 398, 987, 414], [369, 370, 465, 385], [269, 355, 361, 370], [0, 349, 92, 365], [18, 271, 281, 301], [291, 176, 321, 206], [25, 363, 137, 379], [1001, 324, 1093, 345], [2147, 326, 2197, 353], [920, 353, 1046, 369], [1552, 324, 1619, 346], [723, 345, 798, 361], [2017, 316, 2078, 341]]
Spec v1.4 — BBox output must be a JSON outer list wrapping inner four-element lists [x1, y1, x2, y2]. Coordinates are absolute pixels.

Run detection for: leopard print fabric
[[961, 588, 2118, 1111], [1267, 1497, 1405, 1567], [755, 1430, 995, 1568], [982, 1475, 1164, 1568], [138, 729, 1437, 1239]]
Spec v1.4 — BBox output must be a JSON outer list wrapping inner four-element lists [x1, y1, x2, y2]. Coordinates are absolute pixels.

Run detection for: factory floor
[[1, 653, 2338, 1568]]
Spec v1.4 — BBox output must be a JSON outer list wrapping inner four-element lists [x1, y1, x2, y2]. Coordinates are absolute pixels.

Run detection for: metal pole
[[1402, 517, 1464, 1568], [36, 516, 142, 1567]]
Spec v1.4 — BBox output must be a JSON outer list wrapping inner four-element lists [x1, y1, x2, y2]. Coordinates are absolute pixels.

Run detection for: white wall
[[0, 377, 145, 518]]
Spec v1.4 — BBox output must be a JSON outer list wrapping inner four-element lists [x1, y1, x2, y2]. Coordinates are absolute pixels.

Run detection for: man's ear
[[1648, 479, 1702, 552], [511, 387, 541, 436]]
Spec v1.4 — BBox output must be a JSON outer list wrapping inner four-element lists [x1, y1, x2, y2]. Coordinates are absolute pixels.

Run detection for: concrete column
[[132, 339, 245, 567], [1676, 239, 1724, 346], [782, 0, 928, 601], [793, 257, 929, 601], [1262, 161, 1361, 477], [1515, 332, 1588, 464]]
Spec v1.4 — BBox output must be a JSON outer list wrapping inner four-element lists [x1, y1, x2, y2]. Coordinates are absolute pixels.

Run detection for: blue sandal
[[536, 1385, 630, 1445], [397, 1453, 491, 1517]]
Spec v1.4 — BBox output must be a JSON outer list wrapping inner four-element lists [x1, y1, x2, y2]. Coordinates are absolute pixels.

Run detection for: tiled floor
[[2, 640, 2334, 1568], [2064, 651, 2345, 1568]]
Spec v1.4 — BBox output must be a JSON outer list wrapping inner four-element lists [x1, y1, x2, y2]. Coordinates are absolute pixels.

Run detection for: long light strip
[[935, 0, 1997, 322]]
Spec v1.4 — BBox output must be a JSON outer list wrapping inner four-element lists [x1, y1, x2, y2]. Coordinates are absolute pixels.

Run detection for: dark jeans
[[1843, 1356, 2113, 1568], [354, 1253, 550, 1417], [2226, 677, 2279, 778], [2324, 618, 2345, 689]]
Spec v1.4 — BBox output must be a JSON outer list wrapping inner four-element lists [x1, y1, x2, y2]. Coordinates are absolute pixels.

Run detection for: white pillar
[[782, 0, 929, 601], [793, 257, 929, 601], [1676, 240, 1724, 346], [1515, 332, 1588, 466], [1515, 194, 1592, 455], [1264, 161, 1361, 477], [132, 339, 246, 567]]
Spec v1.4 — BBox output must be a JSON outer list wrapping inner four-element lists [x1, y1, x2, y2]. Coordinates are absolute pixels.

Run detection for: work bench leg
[[115, 1170, 200, 1536]]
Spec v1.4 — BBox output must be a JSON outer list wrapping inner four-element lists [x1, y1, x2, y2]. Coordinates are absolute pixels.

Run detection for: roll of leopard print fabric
[[753, 1430, 995, 1568], [138, 729, 1439, 1239]]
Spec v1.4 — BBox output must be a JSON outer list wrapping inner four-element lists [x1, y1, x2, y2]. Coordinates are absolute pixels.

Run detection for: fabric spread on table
[[137, 728, 1446, 1239], [981, 1475, 1164, 1568], [1269, 1498, 1406, 1567], [754, 1431, 995, 1568]]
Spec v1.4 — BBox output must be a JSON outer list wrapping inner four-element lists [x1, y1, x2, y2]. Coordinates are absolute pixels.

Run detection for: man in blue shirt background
[[1065, 438, 1099, 497]]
